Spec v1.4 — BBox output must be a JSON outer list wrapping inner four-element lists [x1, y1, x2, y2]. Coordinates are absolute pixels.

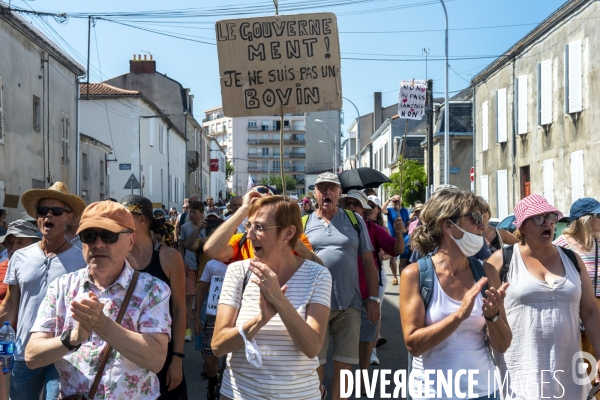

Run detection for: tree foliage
[[259, 174, 297, 192], [225, 160, 235, 180], [383, 156, 427, 206]]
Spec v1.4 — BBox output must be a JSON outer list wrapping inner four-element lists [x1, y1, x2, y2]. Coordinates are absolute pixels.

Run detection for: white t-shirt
[[219, 259, 332, 400], [199, 260, 228, 316]]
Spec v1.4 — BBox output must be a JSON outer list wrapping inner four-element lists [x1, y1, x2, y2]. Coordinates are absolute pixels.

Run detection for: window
[[496, 169, 508, 219], [480, 175, 489, 202], [482, 101, 489, 151], [262, 148, 269, 156], [261, 121, 269, 131], [571, 150, 584, 203], [273, 160, 280, 171], [248, 120, 257, 128], [82, 153, 88, 180], [33, 96, 40, 132], [284, 160, 291, 168], [0, 76, 4, 142], [516, 75, 528, 134], [216, 123, 222, 132], [149, 118, 155, 146], [542, 158, 554, 205], [62, 113, 70, 165], [565, 40, 583, 113], [496, 88, 507, 143], [228, 120, 232, 128], [538, 59, 552, 125], [159, 124, 165, 154], [149, 164, 153, 195]]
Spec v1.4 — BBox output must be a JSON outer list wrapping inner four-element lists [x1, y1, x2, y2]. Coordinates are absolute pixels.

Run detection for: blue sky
[[11, 0, 566, 135]]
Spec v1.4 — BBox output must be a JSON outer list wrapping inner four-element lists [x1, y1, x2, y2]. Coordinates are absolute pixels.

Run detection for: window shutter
[[496, 88, 507, 143], [480, 175, 489, 202], [482, 101, 489, 151], [568, 40, 583, 113], [542, 159, 554, 205], [149, 118, 155, 146], [0, 76, 3, 142], [517, 75, 528, 134], [539, 60, 552, 125], [149, 164, 153, 196], [496, 170, 509, 219], [570, 150, 584, 203]]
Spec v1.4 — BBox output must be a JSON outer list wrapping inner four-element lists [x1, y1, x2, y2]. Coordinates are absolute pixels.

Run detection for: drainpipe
[[511, 57, 517, 206], [472, 85, 476, 194], [76, 80, 81, 195]]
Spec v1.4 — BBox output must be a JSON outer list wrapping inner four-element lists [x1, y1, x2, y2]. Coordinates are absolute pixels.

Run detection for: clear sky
[[10, 0, 567, 135]]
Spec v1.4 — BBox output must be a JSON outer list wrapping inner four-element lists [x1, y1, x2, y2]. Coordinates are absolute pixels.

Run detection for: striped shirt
[[218, 259, 332, 400], [554, 235, 600, 297]]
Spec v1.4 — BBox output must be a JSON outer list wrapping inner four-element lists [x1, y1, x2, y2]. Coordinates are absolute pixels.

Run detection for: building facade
[[79, 134, 111, 204], [0, 5, 85, 220], [471, 0, 597, 218], [209, 137, 227, 204]]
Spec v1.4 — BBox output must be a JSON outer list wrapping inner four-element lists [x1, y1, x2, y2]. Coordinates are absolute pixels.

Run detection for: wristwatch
[[60, 329, 82, 352], [484, 310, 500, 322], [368, 296, 381, 304]]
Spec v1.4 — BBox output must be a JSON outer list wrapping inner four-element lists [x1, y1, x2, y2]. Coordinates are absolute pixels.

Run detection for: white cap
[[367, 195, 381, 208]]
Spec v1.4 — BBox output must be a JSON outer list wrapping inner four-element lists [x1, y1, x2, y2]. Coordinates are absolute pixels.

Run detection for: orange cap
[[76, 201, 136, 235]]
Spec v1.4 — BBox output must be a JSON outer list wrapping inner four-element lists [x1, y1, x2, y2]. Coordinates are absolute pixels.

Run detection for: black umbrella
[[337, 167, 391, 194]]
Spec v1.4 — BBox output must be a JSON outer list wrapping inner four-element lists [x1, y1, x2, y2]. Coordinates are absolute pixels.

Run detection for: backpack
[[500, 244, 579, 283], [302, 209, 361, 238]]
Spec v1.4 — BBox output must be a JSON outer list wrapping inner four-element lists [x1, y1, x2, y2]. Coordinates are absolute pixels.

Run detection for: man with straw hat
[[0, 182, 86, 400]]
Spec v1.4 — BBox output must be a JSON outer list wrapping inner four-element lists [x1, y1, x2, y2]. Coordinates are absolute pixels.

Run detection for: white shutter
[[0, 76, 3, 142], [568, 40, 583, 113], [149, 164, 153, 195], [496, 170, 509, 219], [496, 88, 507, 143], [482, 101, 489, 151], [517, 75, 528, 134], [542, 159, 554, 205], [480, 175, 489, 202], [149, 118, 155, 146], [570, 150, 584, 203], [539, 60, 552, 125]]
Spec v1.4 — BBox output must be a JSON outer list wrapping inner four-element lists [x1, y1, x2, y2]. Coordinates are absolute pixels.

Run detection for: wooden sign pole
[[273, 0, 286, 197]]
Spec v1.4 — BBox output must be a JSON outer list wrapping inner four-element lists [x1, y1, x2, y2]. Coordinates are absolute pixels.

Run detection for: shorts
[[317, 308, 361, 365], [202, 315, 217, 357], [359, 302, 378, 343], [185, 266, 197, 296]]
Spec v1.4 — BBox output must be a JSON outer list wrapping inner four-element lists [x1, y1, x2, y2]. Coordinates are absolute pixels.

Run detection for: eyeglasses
[[242, 221, 280, 234], [79, 229, 132, 244], [316, 184, 339, 192], [182, 206, 189, 210], [449, 212, 483, 225], [529, 213, 558, 226], [345, 200, 362, 208], [37, 206, 71, 217]]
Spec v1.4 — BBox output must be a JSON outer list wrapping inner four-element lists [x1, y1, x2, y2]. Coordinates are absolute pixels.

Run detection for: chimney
[[373, 91, 382, 132], [130, 54, 156, 74]]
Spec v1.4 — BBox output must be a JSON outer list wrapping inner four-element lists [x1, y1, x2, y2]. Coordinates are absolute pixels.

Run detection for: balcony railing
[[248, 166, 292, 172], [187, 151, 199, 172], [247, 139, 305, 145], [248, 152, 306, 159], [202, 113, 224, 122], [292, 166, 305, 172]]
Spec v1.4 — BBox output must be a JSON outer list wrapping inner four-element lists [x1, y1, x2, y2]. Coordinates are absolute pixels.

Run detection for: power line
[[340, 22, 539, 34]]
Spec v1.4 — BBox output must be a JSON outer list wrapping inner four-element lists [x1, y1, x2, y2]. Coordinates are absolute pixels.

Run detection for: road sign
[[470, 167, 475, 182], [124, 174, 141, 190]]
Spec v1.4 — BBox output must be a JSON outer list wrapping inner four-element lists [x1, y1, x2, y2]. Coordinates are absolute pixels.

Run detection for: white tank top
[[411, 269, 495, 399]]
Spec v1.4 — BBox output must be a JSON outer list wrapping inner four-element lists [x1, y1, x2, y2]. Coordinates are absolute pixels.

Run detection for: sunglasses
[[252, 186, 274, 195], [529, 213, 558, 226], [79, 229, 132, 244], [450, 212, 483, 225], [37, 206, 71, 217], [345, 200, 363, 208]]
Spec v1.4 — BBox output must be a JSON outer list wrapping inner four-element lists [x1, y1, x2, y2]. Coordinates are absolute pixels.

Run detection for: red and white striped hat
[[513, 194, 563, 229]]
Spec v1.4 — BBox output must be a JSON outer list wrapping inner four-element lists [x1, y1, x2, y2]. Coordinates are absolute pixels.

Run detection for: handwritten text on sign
[[398, 80, 427, 120], [207, 276, 224, 316], [215, 13, 342, 117]]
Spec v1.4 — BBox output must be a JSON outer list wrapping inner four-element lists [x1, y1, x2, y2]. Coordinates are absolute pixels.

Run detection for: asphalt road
[[182, 261, 409, 400]]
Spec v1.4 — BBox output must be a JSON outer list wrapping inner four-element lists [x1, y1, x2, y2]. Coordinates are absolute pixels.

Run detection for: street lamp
[[318, 140, 335, 173], [440, 0, 450, 184], [342, 97, 361, 168]]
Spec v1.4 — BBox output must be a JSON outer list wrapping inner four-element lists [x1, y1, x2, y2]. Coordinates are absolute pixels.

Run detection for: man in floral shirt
[[25, 201, 172, 399]]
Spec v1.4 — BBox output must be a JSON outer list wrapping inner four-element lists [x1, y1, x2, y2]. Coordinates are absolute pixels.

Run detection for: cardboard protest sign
[[215, 13, 342, 117], [206, 276, 224, 316], [398, 80, 427, 120]]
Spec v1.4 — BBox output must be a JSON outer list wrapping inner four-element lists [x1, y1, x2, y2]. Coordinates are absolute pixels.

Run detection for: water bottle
[[0, 322, 15, 373]]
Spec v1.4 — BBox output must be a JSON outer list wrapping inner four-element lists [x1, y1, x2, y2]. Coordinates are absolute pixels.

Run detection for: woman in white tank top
[[400, 190, 512, 399], [486, 194, 600, 400]]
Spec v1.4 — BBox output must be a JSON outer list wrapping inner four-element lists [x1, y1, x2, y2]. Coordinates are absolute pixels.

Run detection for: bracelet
[[172, 352, 185, 359]]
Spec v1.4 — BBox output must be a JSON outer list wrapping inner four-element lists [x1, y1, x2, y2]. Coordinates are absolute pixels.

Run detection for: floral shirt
[[30, 263, 172, 400]]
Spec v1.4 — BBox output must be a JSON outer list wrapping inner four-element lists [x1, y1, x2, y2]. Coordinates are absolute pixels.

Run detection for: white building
[[80, 83, 187, 209], [209, 137, 227, 203]]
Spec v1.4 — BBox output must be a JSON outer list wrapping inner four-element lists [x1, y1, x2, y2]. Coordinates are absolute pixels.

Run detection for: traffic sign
[[470, 167, 475, 182], [124, 174, 141, 190]]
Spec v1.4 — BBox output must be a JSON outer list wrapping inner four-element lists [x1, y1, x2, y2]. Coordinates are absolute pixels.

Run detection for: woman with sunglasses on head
[[120, 195, 188, 399], [486, 194, 600, 399], [478, 197, 518, 254], [169, 208, 178, 225], [400, 189, 511, 399], [212, 196, 332, 400]]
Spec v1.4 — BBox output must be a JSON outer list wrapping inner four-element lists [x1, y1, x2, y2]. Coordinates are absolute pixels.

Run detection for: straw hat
[[21, 182, 87, 219]]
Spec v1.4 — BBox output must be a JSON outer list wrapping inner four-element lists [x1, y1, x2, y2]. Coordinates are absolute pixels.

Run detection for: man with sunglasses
[[26, 200, 171, 399], [0, 182, 87, 400], [174, 195, 199, 248]]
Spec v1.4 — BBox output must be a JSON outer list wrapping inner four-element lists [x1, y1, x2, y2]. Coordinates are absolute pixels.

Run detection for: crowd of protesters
[[0, 174, 600, 400]]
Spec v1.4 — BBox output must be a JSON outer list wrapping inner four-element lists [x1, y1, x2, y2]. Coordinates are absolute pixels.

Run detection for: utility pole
[[426, 79, 434, 199], [86, 16, 91, 99]]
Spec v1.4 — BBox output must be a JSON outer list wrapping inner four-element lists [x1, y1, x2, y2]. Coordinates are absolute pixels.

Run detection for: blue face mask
[[449, 221, 484, 257]]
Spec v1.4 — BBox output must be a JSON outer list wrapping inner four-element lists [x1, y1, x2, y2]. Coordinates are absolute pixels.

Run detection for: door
[[520, 166, 530, 198]]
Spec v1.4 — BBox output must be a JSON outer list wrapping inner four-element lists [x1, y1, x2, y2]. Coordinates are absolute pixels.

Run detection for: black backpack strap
[[467, 256, 489, 298], [500, 244, 514, 283], [417, 255, 435, 309], [558, 247, 580, 273], [242, 268, 252, 293], [238, 232, 248, 252]]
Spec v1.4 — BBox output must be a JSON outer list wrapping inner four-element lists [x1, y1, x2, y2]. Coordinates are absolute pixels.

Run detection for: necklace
[[41, 239, 69, 258]]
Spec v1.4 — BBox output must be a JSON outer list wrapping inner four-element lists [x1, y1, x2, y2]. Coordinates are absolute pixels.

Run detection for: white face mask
[[449, 221, 484, 257]]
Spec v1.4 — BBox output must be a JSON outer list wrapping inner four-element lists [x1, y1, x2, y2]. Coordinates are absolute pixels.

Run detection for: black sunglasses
[[449, 212, 483, 225], [37, 206, 71, 217], [79, 229, 132, 244]]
